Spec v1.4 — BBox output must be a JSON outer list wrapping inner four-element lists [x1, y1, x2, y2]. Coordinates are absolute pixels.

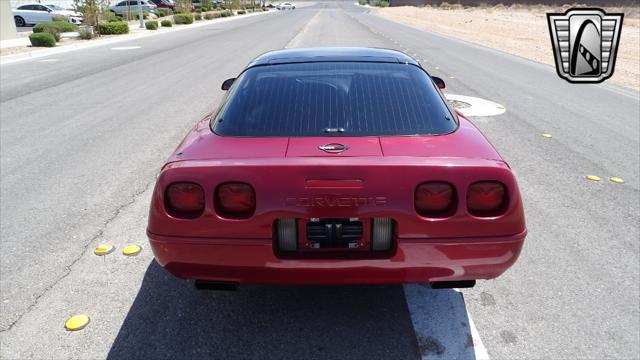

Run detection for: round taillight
[[415, 182, 456, 217], [215, 182, 256, 219], [467, 181, 507, 216], [165, 182, 205, 218]]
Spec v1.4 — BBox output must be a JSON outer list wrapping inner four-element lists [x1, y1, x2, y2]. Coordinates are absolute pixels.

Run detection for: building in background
[[1, 1, 19, 41]]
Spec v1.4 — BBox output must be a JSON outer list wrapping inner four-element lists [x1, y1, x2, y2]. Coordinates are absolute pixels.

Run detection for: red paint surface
[[147, 112, 527, 284]]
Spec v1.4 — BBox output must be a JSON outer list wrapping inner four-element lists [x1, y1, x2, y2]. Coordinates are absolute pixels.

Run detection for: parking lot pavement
[[0, 1, 638, 359]]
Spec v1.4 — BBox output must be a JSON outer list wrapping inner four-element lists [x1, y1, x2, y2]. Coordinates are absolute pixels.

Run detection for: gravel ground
[[373, 4, 640, 90]]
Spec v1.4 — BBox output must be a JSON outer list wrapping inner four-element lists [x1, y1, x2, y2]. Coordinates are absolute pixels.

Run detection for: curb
[[1, 10, 273, 66]]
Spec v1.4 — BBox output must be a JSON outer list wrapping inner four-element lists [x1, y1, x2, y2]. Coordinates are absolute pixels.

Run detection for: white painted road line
[[111, 46, 141, 51], [403, 284, 490, 360]]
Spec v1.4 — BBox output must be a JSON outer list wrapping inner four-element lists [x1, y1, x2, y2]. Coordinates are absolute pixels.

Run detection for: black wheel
[[14, 16, 25, 27]]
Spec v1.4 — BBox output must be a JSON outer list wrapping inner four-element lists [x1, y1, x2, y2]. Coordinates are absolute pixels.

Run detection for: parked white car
[[44, 4, 84, 24], [276, 2, 295, 9], [12, 3, 83, 27], [110, 0, 157, 16]]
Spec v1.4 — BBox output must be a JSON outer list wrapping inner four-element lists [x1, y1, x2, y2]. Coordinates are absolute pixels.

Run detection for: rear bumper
[[148, 230, 526, 284]]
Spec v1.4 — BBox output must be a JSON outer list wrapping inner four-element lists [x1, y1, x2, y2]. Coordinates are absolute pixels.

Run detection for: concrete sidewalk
[[0, 37, 31, 49]]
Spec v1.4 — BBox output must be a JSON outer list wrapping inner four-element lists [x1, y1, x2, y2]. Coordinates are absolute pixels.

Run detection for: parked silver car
[[110, 0, 157, 16]]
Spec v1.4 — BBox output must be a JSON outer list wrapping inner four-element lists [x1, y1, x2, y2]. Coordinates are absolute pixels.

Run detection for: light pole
[[138, 0, 144, 28]]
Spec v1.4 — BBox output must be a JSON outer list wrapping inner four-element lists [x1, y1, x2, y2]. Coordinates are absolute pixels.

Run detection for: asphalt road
[[1, 2, 639, 359]]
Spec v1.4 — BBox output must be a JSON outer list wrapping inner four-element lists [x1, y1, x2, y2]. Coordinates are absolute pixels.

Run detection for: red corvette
[[147, 48, 526, 289]]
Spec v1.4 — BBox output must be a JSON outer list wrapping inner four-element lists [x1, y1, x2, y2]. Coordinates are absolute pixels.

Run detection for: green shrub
[[29, 32, 56, 47], [78, 27, 94, 39], [204, 12, 215, 20], [372, 0, 389, 6], [194, 12, 202, 20], [439, 2, 463, 10], [33, 21, 78, 34], [145, 20, 158, 30], [173, 13, 194, 24], [108, 16, 123, 22], [154, 8, 173, 17], [123, 11, 149, 20], [161, 19, 172, 27], [33, 24, 61, 41], [45, 27, 61, 41], [237, 9, 246, 14], [52, 15, 68, 22], [58, 21, 79, 32], [98, 21, 129, 34]]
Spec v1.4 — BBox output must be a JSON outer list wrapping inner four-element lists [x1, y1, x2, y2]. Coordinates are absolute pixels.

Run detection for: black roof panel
[[247, 47, 419, 68]]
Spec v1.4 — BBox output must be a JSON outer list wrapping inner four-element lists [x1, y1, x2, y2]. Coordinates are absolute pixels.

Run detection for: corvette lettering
[[285, 196, 387, 207]]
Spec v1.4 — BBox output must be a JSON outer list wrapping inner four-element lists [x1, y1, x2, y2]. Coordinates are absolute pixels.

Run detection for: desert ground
[[373, 4, 640, 90]]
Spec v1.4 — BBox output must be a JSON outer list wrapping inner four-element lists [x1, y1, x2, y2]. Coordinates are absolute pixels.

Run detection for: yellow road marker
[[94, 245, 115, 256], [123, 245, 142, 256], [541, 133, 553, 138], [586, 175, 601, 182], [65, 314, 90, 331], [609, 177, 624, 183], [449, 76, 456, 79]]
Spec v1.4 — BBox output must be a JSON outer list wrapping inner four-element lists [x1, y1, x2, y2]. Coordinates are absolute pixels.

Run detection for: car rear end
[[147, 50, 526, 286]]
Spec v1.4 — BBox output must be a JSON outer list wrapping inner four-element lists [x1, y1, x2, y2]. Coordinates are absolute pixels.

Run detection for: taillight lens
[[215, 182, 255, 219], [165, 182, 205, 218], [415, 182, 456, 217], [467, 181, 507, 216]]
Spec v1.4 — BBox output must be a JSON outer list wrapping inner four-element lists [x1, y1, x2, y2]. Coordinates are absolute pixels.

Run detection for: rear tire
[[14, 16, 25, 27]]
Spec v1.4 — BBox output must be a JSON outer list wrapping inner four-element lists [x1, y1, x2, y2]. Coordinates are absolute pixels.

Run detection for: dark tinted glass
[[213, 62, 456, 137]]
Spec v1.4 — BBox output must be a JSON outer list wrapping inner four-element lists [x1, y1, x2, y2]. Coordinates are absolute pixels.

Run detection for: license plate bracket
[[306, 218, 363, 249]]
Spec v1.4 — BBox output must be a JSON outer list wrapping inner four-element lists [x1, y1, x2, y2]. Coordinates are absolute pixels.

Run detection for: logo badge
[[547, 8, 623, 83], [318, 143, 350, 154]]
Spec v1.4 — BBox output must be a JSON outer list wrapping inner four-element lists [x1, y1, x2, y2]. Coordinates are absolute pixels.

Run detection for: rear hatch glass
[[213, 62, 456, 137]]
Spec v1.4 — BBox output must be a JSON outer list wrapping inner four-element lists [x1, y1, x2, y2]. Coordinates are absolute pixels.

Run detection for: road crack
[[0, 178, 156, 334]]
